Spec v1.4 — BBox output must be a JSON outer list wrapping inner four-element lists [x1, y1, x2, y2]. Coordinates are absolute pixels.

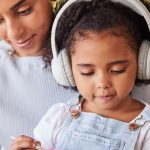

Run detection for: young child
[[0, 0, 78, 149], [10, 0, 150, 149]]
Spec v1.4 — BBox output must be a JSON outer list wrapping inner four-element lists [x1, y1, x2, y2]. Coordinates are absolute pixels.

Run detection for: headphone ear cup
[[138, 40, 150, 80], [51, 48, 75, 86]]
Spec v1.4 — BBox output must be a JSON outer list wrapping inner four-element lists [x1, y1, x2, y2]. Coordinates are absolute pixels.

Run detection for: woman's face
[[0, 0, 53, 56]]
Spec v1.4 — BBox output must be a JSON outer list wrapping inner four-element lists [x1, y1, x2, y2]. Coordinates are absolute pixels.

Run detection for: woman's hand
[[9, 135, 41, 150]]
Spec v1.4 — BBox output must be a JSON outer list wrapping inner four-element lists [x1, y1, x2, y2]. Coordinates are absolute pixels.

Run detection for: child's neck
[[82, 98, 145, 123]]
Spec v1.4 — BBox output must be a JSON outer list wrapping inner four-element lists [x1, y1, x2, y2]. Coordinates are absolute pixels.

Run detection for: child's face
[[71, 31, 137, 112]]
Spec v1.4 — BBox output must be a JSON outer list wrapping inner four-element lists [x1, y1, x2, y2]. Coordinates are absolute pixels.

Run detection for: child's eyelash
[[111, 70, 125, 74], [80, 72, 94, 76], [80, 70, 125, 76]]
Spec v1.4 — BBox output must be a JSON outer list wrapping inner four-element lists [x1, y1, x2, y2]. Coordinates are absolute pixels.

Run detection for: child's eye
[[80, 72, 94, 76], [16, 7, 32, 15], [111, 70, 125, 74]]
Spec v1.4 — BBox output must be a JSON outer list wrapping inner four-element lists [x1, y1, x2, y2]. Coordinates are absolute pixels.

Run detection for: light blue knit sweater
[[0, 41, 78, 149]]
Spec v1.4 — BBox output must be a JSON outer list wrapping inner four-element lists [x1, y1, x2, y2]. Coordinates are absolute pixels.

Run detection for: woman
[[0, 0, 77, 149], [9, 0, 150, 149]]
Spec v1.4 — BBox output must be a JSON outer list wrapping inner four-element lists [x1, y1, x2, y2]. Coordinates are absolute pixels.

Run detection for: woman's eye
[[111, 70, 125, 74], [80, 72, 94, 76], [17, 7, 32, 15]]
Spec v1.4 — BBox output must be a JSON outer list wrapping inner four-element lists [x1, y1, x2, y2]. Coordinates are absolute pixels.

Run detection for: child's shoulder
[[131, 102, 150, 130], [45, 102, 69, 119], [34, 96, 79, 128], [136, 103, 150, 131], [138, 105, 150, 148], [47, 95, 80, 114], [141, 103, 150, 121], [33, 103, 69, 147], [35, 102, 69, 128], [33, 97, 79, 148]]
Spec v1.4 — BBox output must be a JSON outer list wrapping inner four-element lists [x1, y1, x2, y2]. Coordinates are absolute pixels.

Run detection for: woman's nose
[[6, 19, 24, 40]]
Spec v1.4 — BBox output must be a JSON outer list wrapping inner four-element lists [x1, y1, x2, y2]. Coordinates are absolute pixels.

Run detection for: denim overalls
[[55, 96, 150, 150]]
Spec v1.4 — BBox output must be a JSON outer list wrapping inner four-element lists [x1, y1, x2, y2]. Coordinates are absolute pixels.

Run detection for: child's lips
[[95, 94, 116, 102]]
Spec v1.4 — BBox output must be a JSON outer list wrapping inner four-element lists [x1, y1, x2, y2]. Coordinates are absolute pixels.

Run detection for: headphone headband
[[51, 0, 91, 58], [113, 0, 150, 29]]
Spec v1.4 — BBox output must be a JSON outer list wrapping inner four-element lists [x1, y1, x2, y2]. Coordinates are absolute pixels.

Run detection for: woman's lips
[[15, 35, 35, 49]]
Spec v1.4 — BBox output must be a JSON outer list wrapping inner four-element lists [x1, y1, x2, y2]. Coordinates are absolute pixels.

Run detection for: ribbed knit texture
[[0, 41, 78, 149]]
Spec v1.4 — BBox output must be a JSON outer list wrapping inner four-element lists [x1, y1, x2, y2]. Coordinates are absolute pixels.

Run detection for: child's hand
[[10, 135, 41, 150]]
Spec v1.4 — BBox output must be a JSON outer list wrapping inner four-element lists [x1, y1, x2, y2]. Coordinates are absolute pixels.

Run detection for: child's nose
[[96, 72, 112, 89]]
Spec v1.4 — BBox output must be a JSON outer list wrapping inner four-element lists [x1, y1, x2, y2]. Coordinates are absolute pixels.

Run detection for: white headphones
[[51, 0, 150, 86]]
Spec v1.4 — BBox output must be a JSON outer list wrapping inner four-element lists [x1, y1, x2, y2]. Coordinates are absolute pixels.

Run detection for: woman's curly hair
[[52, 0, 67, 15], [141, 0, 150, 11]]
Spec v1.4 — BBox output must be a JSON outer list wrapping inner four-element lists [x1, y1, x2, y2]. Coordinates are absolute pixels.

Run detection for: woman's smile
[[15, 34, 36, 49], [0, 0, 52, 56]]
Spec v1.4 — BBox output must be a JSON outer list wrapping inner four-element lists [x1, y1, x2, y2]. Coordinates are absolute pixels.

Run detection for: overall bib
[[55, 97, 148, 150]]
